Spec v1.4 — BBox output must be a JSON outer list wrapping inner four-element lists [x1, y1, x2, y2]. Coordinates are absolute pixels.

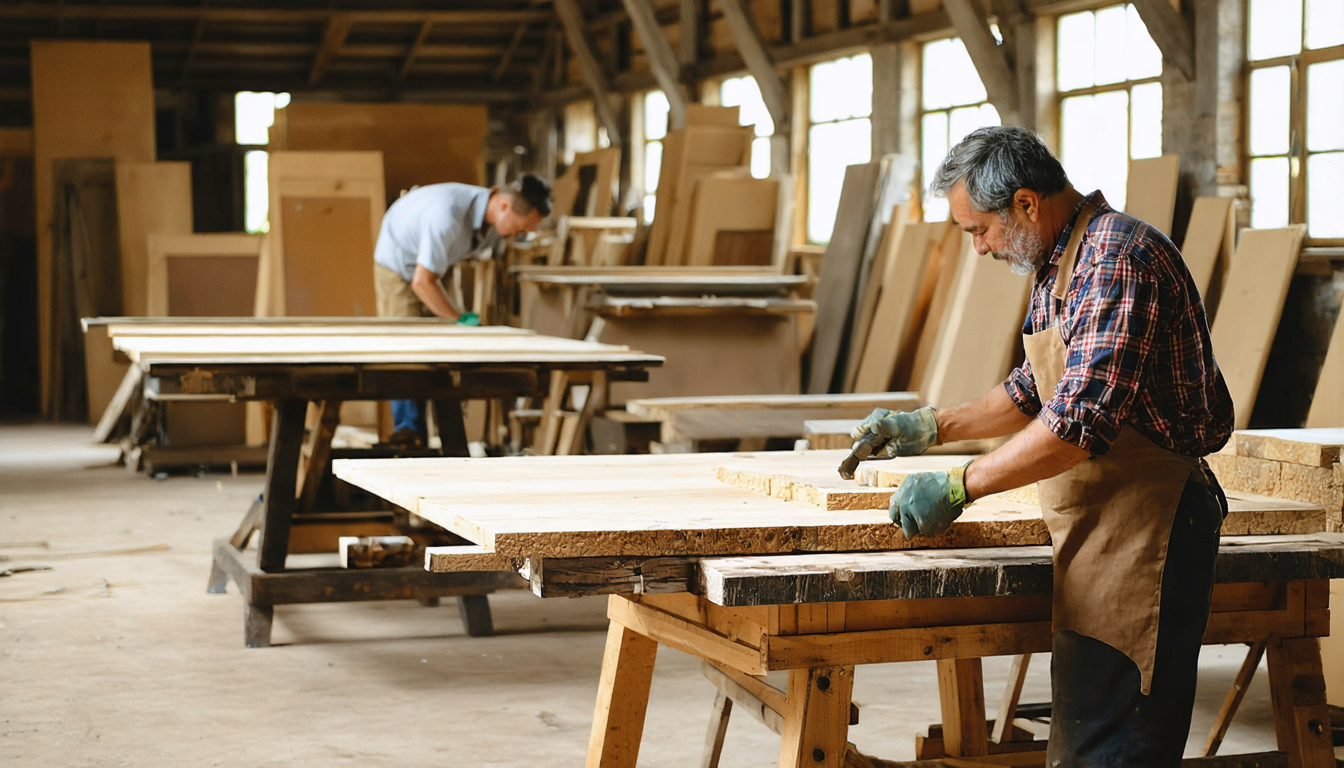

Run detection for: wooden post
[[257, 398, 307, 573], [296, 399, 341, 512], [941, 0, 1020, 125], [936, 657, 989, 757], [778, 665, 855, 768], [717, 0, 791, 176], [586, 617, 659, 768], [1265, 637, 1335, 768], [701, 690, 733, 768], [1204, 641, 1266, 756]]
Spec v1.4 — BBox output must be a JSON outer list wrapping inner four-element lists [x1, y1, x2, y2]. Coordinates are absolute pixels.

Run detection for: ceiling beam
[[0, 5, 553, 25], [942, 0, 1020, 124], [1130, 0, 1195, 81], [621, 0, 689, 128], [554, 0, 623, 146], [178, 17, 206, 86], [679, 0, 700, 73], [716, 0, 788, 130], [399, 21, 432, 82], [494, 23, 530, 83], [308, 16, 351, 85]]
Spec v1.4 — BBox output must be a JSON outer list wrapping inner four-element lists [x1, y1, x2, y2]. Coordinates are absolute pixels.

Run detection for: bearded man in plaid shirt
[[846, 126, 1234, 767]]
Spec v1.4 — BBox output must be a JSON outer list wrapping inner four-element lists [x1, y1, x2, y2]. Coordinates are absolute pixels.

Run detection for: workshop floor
[[0, 424, 1333, 767]]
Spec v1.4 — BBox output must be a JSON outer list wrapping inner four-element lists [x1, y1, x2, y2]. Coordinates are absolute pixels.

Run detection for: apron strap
[[1051, 202, 1097, 302]]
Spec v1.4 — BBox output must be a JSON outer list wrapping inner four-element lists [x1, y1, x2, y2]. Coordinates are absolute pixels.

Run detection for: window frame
[[804, 52, 875, 244], [916, 35, 1000, 223]]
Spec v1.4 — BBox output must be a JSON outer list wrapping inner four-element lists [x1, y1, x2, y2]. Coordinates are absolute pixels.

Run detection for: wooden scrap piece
[[1209, 226, 1307, 429], [424, 544, 519, 573], [1306, 303, 1343, 429], [1124, 154, 1181, 235], [1179, 197, 1234, 301]]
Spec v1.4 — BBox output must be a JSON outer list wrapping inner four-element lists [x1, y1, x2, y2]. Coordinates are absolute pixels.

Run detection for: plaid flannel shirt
[[1003, 191, 1234, 457]]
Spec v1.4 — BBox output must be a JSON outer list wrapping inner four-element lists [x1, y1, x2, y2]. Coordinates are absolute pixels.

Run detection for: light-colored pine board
[[146, 234, 265, 316], [115, 161, 194, 317], [1209, 226, 1306, 429], [918, 238, 1032, 408], [852, 221, 941, 393], [844, 204, 905, 391], [102, 321, 529, 337], [1179, 197, 1234, 301], [664, 165, 750, 266], [1307, 304, 1344, 428], [1233, 429, 1344, 468], [1124, 154, 1181, 235], [905, 225, 965, 390]]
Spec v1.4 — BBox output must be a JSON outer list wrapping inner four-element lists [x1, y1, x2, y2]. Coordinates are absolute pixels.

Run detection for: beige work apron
[[1024, 203, 1199, 695]]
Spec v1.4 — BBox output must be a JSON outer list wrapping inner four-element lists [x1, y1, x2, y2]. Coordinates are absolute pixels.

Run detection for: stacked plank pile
[[1206, 429, 1344, 532]]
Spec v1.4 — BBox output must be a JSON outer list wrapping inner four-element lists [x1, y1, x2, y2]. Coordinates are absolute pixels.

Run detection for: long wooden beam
[[621, 0, 689, 129], [942, 0, 1020, 124], [494, 22, 531, 84], [715, 0, 789, 131], [554, 0, 624, 147], [399, 22, 433, 83], [0, 5, 553, 24], [308, 16, 351, 86], [1130, 0, 1195, 81]]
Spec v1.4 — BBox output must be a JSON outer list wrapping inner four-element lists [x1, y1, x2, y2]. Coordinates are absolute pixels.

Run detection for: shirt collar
[[1047, 190, 1109, 266]]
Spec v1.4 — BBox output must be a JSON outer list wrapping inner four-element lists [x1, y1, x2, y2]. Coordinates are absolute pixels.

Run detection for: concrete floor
[[0, 423, 1327, 766]]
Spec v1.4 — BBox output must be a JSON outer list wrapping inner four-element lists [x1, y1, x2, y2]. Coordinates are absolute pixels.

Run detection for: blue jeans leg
[[391, 399, 427, 437]]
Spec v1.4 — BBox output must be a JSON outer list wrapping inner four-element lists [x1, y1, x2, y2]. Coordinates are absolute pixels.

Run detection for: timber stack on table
[[333, 432, 1344, 768], [99, 317, 662, 647]]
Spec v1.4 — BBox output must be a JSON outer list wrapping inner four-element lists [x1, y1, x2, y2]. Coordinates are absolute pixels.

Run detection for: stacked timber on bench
[[332, 448, 1343, 768]]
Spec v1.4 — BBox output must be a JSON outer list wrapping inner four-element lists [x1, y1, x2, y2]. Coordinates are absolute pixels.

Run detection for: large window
[[1245, 0, 1344, 240], [1056, 4, 1163, 210], [807, 53, 873, 243], [640, 90, 670, 223], [719, 75, 774, 179], [235, 91, 290, 234], [920, 37, 1001, 222]]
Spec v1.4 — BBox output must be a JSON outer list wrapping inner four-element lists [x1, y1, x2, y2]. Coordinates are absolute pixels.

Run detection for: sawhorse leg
[[1266, 637, 1335, 768], [936, 658, 989, 758], [779, 665, 855, 768], [586, 621, 658, 768]]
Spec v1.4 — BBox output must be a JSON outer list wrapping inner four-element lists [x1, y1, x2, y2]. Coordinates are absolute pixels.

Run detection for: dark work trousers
[[1046, 472, 1227, 768]]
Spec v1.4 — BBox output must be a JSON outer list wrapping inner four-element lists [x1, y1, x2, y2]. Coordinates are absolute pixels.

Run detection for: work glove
[[890, 461, 971, 538], [851, 406, 939, 458], [456, 312, 481, 326]]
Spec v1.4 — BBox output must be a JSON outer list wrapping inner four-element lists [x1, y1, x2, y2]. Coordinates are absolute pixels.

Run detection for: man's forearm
[[963, 419, 1089, 501], [935, 385, 1034, 443], [410, 267, 460, 319]]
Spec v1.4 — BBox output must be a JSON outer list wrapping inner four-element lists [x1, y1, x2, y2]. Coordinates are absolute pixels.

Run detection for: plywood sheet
[[1307, 305, 1344, 428], [852, 221, 940, 393], [1179, 197, 1233, 301], [683, 175, 778, 267], [115, 161, 193, 317], [1125, 154, 1180, 235], [1209, 226, 1306, 429], [918, 239, 1031, 408], [147, 233, 264, 316]]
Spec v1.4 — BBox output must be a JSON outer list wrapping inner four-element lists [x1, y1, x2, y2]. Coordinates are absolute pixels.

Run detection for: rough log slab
[[1233, 429, 1344, 468], [525, 555, 699, 597]]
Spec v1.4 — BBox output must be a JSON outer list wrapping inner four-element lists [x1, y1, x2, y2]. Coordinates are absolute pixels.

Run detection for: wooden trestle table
[[104, 320, 663, 648], [333, 451, 1344, 768]]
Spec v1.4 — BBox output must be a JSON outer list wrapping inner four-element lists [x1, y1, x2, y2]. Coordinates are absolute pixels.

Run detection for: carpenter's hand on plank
[[890, 461, 971, 538], [851, 406, 939, 458]]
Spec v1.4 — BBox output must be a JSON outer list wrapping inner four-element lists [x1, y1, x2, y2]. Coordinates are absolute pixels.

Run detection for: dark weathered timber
[[257, 398, 307, 573], [229, 494, 265, 550], [456, 594, 495, 637], [432, 398, 471, 458], [526, 555, 699, 598]]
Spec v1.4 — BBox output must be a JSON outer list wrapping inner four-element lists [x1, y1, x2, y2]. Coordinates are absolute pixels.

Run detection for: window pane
[[922, 111, 951, 222], [1249, 66, 1291, 156], [1307, 152, 1344, 237], [1307, 60, 1344, 152], [722, 76, 774, 136], [1249, 156, 1291, 228], [1061, 91, 1130, 208], [1248, 0, 1303, 60], [643, 195, 656, 224], [1094, 5, 1129, 86], [923, 38, 987, 110], [1130, 82, 1163, 159], [1057, 11, 1096, 91], [235, 91, 280, 145], [811, 54, 873, 123], [750, 136, 771, 179], [244, 150, 270, 233], [948, 103, 1001, 148], [808, 118, 872, 243], [1125, 4, 1164, 80], [1306, 0, 1344, 48], [644, 140, 663, 193], [643, 91, 669, 141]]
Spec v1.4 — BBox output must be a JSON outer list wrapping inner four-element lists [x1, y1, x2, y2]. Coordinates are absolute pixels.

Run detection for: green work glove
[[457, 312, 481, 326], [851, 406, 939, 458], [890, 461, 971, 538]]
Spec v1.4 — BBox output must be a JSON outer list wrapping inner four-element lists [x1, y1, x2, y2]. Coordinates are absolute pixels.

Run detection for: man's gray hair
[[928, 126, 1069, 213]]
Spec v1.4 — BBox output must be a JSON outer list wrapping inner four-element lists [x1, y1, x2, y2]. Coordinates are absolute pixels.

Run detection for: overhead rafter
[[679, 0, 699, 76], [308, 16, 352, 86], [179, 17, 206, 86], [1130, 0, 1196, 81], [554, 0, 624, 147], [941, 0, 1020, 124], [0, 5, 552, 24], [716, 0, 789, 130], [495, 23, 530, 83], [399, 21, 433, 83], [621, 0, 689, 129]]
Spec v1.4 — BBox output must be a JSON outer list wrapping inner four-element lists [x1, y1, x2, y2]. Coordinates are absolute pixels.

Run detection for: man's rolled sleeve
[[1041, 255, 1158, 456], [1004, 359, 1042, 417]]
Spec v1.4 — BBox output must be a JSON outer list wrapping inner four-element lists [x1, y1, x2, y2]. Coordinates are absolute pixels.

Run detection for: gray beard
[[992, 214, 1048, 276]]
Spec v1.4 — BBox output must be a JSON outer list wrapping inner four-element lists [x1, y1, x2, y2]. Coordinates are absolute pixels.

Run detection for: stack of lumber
[[645, 107, 770, 267], [1206, 429, 1344, 532]]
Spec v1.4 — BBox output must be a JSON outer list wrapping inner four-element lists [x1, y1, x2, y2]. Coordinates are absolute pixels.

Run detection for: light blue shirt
[[373, 183, 493, 281]]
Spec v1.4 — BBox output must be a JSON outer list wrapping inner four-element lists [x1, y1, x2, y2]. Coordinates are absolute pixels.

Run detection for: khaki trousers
[[374, 264, 430, 318]]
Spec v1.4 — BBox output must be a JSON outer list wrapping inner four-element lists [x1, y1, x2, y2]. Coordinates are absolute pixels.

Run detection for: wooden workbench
[[102, 319, 662, 648], [333, 450, 1343, 767]]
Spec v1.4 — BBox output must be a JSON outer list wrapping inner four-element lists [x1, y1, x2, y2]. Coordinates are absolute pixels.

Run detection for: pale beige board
[[1307, 303, 1344, 428], [801, 419, 1002, 454], [115, 161, 194, 317], [843, 207, 902, 392], [644, 131, 685, 266], [1179, 197, 1234, 302], [1209, 226, 1306, 429], [146, 234, 265, 316], [683, 175, 778, 267], [686, 104, 741, 126], [646, 126, 752, 266], [31, 41, 156, 415], [905, 225, 965, 390], [664, 165, 750, 266], [1124, 154, 1181, 235], [918, 239, 1032, 408], [852, 222, 941, 393], [550, 147, 621, 220], [1232, 429, 1344, 468]]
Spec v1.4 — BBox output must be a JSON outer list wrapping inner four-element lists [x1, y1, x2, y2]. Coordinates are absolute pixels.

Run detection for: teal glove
[[457, 312, 481, 326], [851, 406, 939, 458], [890, 461, 971, 538]]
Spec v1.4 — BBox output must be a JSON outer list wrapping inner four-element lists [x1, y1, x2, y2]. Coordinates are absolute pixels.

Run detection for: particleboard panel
[[646, 126, 753, 266], [272, 103, 487, 203], [331, 451, 1053, 558], [919, 239, 1031, 408], [1232, 429, 1344, 468], [684, 175, 778, 267], [146, 233, 264, 316], [31, 41, 155, 415], [852, 221, 940, 393], [625, 392, 924, 442], [1205, 452, 1344, 523], [261, 151, 384, 318], [1307, 305, 1344, 428], [1179, 197, 1233, 301], [1124, 154, 1180, 235], [1209, 226, 1306, 429], [114, 161, 193, 317], [664, 165, 750, 266]]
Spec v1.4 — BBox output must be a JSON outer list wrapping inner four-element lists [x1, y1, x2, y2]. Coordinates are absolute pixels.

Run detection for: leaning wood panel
[[852, 221, 940, 393], [1307, 305, 1344, 428], [1179, 197, 1233, 303], [1209, 226, 1306, 429], [1124, 154, 1180, 235], [115, 161, 193, 317], [146, 233, 264, 316], [31, 41, 155, 415]]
